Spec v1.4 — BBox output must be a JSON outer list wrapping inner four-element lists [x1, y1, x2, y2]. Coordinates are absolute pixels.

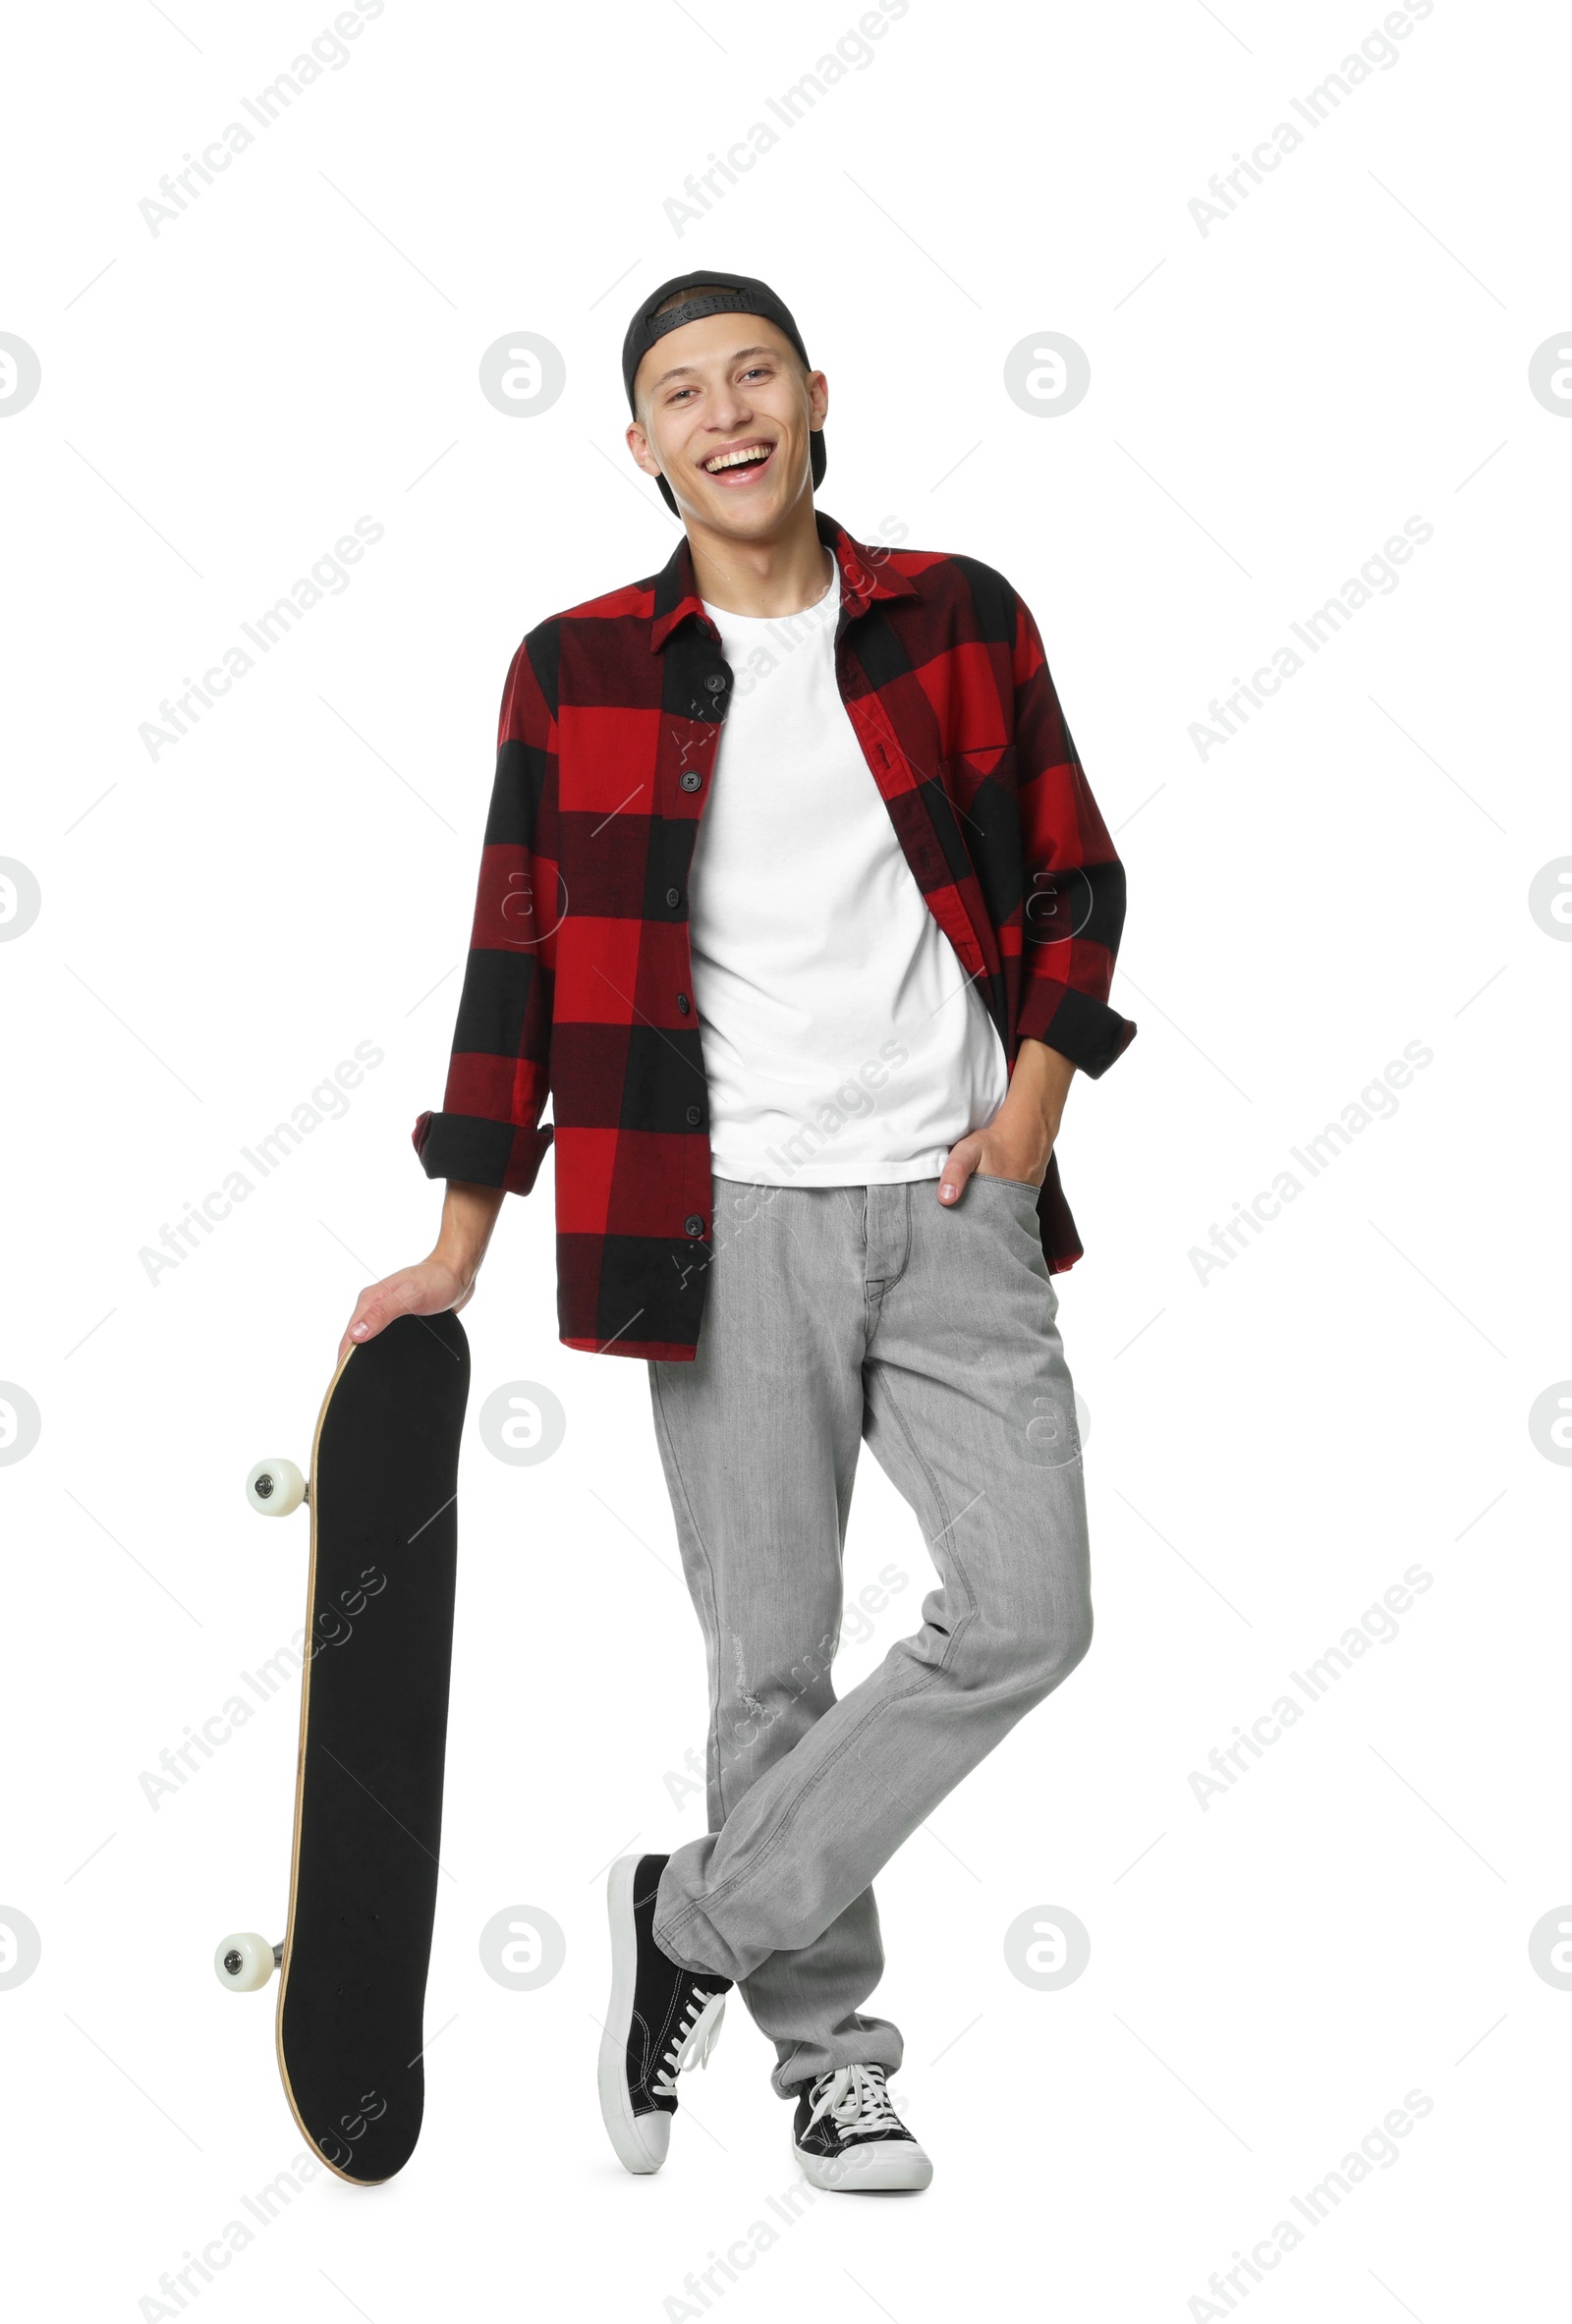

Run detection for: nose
[[706, 380, 754, 433]]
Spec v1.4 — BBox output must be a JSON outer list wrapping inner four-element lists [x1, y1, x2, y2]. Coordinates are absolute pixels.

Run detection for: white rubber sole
[[792, 2130, 934, 2191], [597, 1855, 670, 2174]]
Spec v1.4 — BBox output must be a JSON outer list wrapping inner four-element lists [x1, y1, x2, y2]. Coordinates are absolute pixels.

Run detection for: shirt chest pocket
[[942, 741, 1018, 794]]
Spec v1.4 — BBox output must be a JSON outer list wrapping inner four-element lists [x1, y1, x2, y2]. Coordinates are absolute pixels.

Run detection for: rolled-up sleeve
[[1009, 590, 1135, 1078], [412, 625, 560, 1194]]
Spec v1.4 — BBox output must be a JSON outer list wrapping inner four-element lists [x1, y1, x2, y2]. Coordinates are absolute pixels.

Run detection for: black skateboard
[[215, 1310, 470, 2183]]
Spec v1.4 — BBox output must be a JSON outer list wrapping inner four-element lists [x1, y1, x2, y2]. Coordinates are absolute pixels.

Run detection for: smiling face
[[627, 307, 827, 537]]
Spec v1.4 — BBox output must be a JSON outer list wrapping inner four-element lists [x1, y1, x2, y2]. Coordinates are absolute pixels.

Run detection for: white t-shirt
[[689, 553, 1008, 1186]]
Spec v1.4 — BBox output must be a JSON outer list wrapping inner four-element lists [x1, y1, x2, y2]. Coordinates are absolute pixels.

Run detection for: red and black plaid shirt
[[414, 510, 1135, 1360]]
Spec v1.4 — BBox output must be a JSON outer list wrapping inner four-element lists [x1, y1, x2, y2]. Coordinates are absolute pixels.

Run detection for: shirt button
[[684, 1214, 705, 1238], [665, 887, 681, 908], [685, 1105, 702, 1125], [676, 993, 691, 1015], [679, 770, 702, 792], [704, 674, 727, 692]]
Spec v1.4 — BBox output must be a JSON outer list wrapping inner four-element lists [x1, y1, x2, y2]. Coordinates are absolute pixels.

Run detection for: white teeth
[[703, 445, 771, 473]]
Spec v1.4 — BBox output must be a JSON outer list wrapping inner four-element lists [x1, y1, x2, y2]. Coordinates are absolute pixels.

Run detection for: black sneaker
[[598, 1853, 732, 2173], [791, 2062, 933, 2190]]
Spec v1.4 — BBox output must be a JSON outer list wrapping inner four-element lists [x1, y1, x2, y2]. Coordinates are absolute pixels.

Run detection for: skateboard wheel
[[247, 1459, 307, 1517], [214, 1931, 277, 1991]]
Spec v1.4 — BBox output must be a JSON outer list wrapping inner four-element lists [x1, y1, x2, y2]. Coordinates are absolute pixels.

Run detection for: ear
[[625, 417, 661, 480]]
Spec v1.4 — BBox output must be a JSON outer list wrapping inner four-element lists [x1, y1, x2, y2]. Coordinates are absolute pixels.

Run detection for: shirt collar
[[648, 508, 917, 651]]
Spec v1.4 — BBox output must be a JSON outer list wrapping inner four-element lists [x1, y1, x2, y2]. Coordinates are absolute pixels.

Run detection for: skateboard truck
[[214, 1457, 311, 1990]]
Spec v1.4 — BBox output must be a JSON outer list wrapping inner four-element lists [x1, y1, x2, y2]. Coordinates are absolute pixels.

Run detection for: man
[[340, 270, 1135, 2192]]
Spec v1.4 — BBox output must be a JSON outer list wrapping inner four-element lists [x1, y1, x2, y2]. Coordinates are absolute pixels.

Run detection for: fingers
[[937, 1138, 980, 1205], [337, 1273, 417, 1360], [337, 1297, 377, 1361]]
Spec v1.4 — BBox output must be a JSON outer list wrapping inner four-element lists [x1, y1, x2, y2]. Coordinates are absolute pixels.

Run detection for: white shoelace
[[650, 1985, 727, 2099], [806, 2060, 905, 2141]]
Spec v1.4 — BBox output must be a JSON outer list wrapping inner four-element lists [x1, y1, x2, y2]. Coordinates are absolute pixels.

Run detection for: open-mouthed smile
[[699, 439, 777, 486]]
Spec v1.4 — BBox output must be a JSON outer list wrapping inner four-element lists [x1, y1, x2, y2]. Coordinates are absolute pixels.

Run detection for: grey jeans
[[647, 1173, 1095, 2097]]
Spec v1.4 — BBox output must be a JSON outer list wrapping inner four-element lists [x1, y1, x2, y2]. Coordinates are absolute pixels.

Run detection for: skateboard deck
[[275, 1310, 470, 2183]]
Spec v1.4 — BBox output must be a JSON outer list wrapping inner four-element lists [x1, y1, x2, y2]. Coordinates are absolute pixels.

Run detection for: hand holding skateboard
[[337, 1180, 505, 1358]]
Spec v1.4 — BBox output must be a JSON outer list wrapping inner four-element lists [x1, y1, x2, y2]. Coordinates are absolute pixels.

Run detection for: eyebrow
[[648, 344, 779, 392]]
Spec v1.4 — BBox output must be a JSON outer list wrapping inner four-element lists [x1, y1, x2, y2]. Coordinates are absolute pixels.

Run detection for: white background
[[3, 1, 1568, 2317]]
